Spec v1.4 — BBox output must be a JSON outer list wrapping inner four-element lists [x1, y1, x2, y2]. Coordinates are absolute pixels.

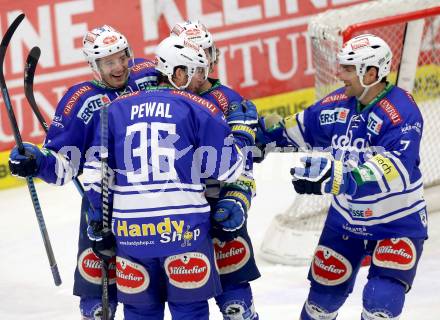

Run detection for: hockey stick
[[269, 146, 298, 153], [24, 46, 86, 198], [253, 144, 299, 163], [25, 45, 112, 314], [0, 14, 61, 286], [99, 104, 112, 320], [25, 44, 111, 315]]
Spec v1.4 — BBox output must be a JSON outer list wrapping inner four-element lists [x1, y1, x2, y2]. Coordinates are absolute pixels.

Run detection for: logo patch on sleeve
[[367, 112, 383, 135], [209, 90, 229, 114], [171, 90, 219, 115], [77, 94, 111, 124], [321, 93, 348, 105], [78, 248, 116, 285], [116, 256, 150, 294], [213, 237, 250, 274], [401, 122, 422, 136], [135, 76, 157, 90], [311, 245, 352, 286], [63, 85, 93, 116], [131, 60, 156, 73], [165, 252, 210, 289], [372, 238, 416, 270], [378, 98, 402, 125], [319, 108, 349, 125]]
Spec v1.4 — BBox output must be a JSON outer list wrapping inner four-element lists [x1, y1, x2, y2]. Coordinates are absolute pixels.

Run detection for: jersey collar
[[198, 78, 221, 95], [91, 79, 130, 91], [356, 82, 393, 113]]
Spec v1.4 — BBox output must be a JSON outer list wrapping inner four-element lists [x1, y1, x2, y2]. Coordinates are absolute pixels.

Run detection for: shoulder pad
[[404, 90, 417, 106], [171, 90, 220, 115], [63, 84, 94, 116], [114, 91, 141, 101], [321, 92, 349, 105], [131, 60, 157, 73]]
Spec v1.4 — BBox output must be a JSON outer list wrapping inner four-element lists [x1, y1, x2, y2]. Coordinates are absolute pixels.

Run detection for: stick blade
[[25, 46, 41, 85], [0, 13, 25, 48], [0, 13, 25, 86]]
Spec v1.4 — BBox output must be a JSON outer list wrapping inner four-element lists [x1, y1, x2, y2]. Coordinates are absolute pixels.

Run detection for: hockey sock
[[362, 277, 405, 319], [215, 282, 258, 320]]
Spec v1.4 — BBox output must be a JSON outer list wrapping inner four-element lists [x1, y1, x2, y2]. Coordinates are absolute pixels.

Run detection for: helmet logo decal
[[351, 38, 370, 50], [85, 32, 97, 43], [185, 29, 202, 36], [183, 40, 199, 52], [103, 35, 118, 45], [171, 25, 184, 36]]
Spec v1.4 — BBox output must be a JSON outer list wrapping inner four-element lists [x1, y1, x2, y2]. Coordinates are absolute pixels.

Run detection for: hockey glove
[[257, 113, 285, 144], [227, 99, 259, 126], [87, 208, 116, 261], [253, 113, 288, 163], [212, 181, 252, 232], [227, 100, 258, 148], [290, 156, 357, 196], [9, 142, 44, 177]]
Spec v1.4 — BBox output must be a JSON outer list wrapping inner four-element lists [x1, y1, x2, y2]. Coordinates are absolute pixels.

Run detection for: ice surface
[[1, 153, 439, 319]]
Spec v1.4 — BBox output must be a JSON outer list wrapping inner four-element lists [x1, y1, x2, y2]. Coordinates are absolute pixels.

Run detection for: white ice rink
[[1, 153, 439, 319]]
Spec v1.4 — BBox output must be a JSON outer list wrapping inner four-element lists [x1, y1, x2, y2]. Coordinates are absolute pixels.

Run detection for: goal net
[[260, 0, 440, 266]]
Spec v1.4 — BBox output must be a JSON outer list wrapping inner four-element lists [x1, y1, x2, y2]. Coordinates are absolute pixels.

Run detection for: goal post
[[260, 0, 440, 266]]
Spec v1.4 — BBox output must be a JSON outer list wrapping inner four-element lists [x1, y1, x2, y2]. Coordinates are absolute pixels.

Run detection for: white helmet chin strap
[[167, 67, 208, 90], [357, 74, 382, 102], [357, 86, 370, 102]]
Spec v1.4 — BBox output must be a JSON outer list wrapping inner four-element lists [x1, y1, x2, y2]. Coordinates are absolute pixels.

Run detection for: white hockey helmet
[[337, 34, 392, 88], [170, 20, 217, 64], [155, 35, 209, 90], [82, 25, 133, 78]]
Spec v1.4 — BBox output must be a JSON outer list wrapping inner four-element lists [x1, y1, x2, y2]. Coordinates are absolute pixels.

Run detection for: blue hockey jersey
[[37, 59, 158, 185], [275, 84, 427, 239], [200, 79, 256, 199], [83, 87, 246, 258]]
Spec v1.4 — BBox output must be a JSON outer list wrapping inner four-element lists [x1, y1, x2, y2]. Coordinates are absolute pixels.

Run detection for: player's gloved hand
[[252, 142, 270, 164], [227, 99, 259, 126], [253, 113, 287, 163], [227, 100, 258, 148], [87, 208, 116, 261], [9, 142, 44, 177], [212, 182, 252, 232], [257, 113, 284, 141], [80, 298, 117, 320], [290, 156, 357, 196], [213, 199, 246, 232]]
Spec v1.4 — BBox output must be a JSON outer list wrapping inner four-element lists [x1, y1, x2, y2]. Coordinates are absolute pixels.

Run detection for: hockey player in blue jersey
[[82, 35, 258, 320], [171, 20, 260, 320], [9, 25, 158, 319], [258, 34, 427, 320]]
